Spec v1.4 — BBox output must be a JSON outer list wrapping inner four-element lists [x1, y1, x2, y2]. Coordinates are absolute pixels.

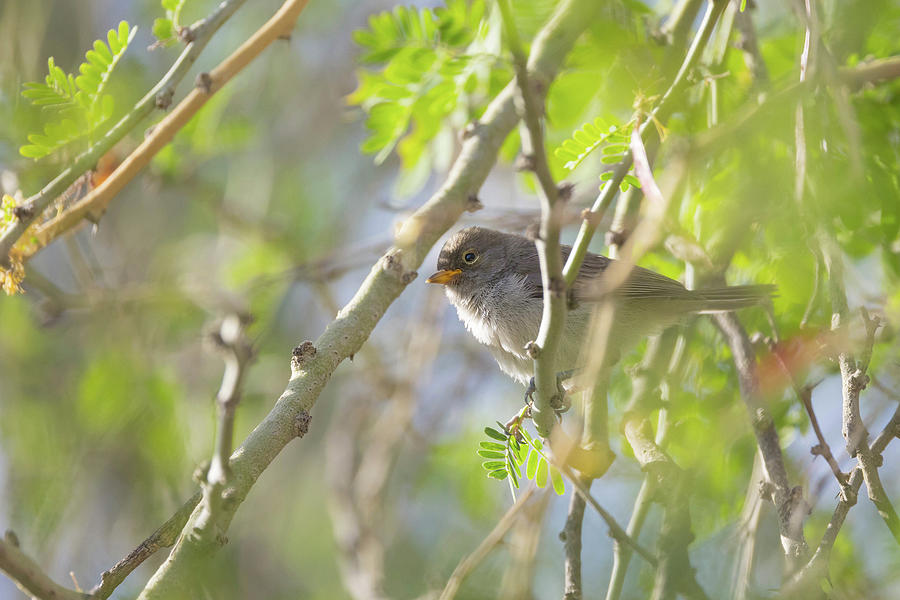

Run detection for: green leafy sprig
[[554, 116, 642, 192], [20, 21, 136, 159], [480, 412, 565, 500]]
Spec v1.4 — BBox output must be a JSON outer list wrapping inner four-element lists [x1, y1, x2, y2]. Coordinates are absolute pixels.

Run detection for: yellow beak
[[426, 269, 462, 285]]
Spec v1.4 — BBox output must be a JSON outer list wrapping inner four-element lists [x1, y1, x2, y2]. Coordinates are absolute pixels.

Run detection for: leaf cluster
[[19, 21, 136, 159], [348, 0, 507, 191], [480, 419, 564, 499]]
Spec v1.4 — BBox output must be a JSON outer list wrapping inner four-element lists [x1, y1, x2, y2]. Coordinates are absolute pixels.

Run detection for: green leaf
[[550, 465, 565, 495], [488, 469, 509, 480], [479, 441, 506, 451], [526, 448, 539, 479], [76, 21, 137, 102], [484, 427, 507, 441], [477, 450, 505, 459], [535, 458, 549, 488], [482, 460, 506, 471], [153, 18, 176, 42]]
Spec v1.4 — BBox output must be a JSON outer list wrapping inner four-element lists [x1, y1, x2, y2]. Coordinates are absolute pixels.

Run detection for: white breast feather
[[446, 275, 542, 383]]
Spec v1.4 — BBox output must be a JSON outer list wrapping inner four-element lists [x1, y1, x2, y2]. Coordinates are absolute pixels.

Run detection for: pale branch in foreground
[[497, 0, 566, 438]]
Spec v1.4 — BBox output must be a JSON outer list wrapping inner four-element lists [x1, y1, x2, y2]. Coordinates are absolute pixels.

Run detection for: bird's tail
[[691, 284, 776, 313]]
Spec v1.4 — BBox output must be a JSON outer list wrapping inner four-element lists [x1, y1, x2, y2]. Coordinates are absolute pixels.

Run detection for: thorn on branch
[[758, 479, 776, 502], [11, 205, 34, 221], [195, 72, 213, 94], [605, 228, 629, 249], [155, 90, 173, 110], [460, 120, 480, 140], [193, 460, 210, 484], [465, 195, 484, 212], [4, 529, 19, 548], [515, 153, 537, 172], [291, 341, 316, 370], [549, 276, 566, 296], [177, 25, 195, 43]]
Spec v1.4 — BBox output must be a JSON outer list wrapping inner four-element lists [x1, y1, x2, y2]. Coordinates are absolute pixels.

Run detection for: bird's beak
[[426, 269, 462, 285]]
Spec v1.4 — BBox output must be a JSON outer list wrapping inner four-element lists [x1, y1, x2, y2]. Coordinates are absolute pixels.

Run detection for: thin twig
[[0, 0, 248, 267], [88, 492, 202, 598], [207, 314, 253, 488], [770, 348, 848, 491], [566, 0, 728, 275], [0, 531, 86, 600], [558, 465, 658, 566], [438, 488, 536, 600], [733, 0, 769, 85]]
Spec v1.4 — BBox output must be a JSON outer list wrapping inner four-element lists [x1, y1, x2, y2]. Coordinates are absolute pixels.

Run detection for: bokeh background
[[1, 0, 899, 598]]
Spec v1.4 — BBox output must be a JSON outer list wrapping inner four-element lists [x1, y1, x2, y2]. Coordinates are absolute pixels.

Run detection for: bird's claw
[[524, 371, 575, 417]]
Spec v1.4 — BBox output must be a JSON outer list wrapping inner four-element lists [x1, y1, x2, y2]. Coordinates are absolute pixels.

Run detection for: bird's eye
[[463, 251, 477, 264]]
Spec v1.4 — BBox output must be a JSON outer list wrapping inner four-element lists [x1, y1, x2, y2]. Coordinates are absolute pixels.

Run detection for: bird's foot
[[525, 370, 576, 417]]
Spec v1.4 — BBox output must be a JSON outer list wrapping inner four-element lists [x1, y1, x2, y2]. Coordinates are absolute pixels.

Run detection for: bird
[[426, 226, 774, 386]]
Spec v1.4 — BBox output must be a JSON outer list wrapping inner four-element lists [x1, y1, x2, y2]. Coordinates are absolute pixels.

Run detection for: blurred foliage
[[1, 0, 900, 599]]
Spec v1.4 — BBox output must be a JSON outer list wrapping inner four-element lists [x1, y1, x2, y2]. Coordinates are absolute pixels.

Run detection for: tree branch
[[559, 465, 658, 566], [714, 312, 809, 563], [497, 0, 566, 437], [89, 493, 202, 599], [207, 314, 253, 489], [562, 484, 587, 600], [0, 0, 249, 268]]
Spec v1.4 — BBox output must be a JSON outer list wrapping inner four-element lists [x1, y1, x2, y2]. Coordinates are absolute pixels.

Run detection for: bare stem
[[439, 488, 537, 600]]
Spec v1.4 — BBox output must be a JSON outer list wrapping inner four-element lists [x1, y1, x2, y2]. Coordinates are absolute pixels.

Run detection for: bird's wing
[[522, 244, 691, 301]]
